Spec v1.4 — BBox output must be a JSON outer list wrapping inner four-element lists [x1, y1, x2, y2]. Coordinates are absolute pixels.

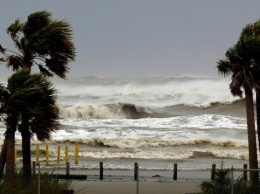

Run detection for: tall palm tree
[[0, 71, 59, 186], [238, 20, 260, 156], [0, 83, 18, 189], [217, 40, 259, 182], [0, 10, 75, 180], [10, 71, 60, 181]]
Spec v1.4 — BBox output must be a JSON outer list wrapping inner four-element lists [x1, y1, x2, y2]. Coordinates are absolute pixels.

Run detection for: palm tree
[[217, 40, 259, 182], [0, 10, 75, 181], [0, 71, 59, 186], [238, 20, 260, 156], [0, 83, 18, 189], [4, 11, 76, 77]]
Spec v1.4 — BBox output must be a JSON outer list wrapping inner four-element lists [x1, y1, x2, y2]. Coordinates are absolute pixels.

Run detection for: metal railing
[[9, 161, 260, 194]]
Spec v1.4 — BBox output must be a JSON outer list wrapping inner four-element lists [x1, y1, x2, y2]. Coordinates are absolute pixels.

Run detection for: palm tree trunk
[[0, 136, 7, 178], [245, 85, 259, 183], [21, 113, 31, 182], [256, 93, 260, 153], [5, 129, 15, 190]]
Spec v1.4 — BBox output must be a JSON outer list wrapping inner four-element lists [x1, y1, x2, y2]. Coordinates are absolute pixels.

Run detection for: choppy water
[[0, 76, 251, 169]]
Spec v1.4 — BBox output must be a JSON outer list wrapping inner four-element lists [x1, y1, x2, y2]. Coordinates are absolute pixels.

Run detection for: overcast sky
[[0, 1, 260, 78]]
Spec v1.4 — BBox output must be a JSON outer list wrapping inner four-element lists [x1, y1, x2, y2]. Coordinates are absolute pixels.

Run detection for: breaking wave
[[48, 138, 247, 149], [58, 99, 245, 120]]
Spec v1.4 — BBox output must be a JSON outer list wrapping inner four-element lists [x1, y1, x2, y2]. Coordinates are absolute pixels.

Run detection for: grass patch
[[0, 172, 71, 194], [200, 168, 260, 194]]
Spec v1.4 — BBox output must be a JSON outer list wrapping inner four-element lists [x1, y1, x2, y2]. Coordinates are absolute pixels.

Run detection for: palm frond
[[28, 19, 76, 78], [230, 75, 243, 97], [0, 44, 6, 54], [38, 65, 54, 77], [24, 17, 76, 78], [6, 55, 22, 71], [23, 11, 51, 38], [6, 19, 23, 41], [4, 10, 76, 79], [7, 71, 60, 141], [216, 59, 232, 76]]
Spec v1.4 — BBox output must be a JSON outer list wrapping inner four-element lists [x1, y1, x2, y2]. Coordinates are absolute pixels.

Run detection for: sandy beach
[[71, 181, 202, 194]]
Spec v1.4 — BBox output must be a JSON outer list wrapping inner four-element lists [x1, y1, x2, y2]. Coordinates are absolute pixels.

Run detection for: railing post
[[134, 162, 138, 180], [65, 146, 69, 163], [37, 162, 40, 194], [100, 162, 104, 180], [57, 145, 60, 165], [46, 144, 49, 166], [66, 162, 70, 176], [75, 143, 79, 165], [243, 164, 248, 181], [173, 163, 177, 180], [14, 149, 17, 167], [231, 166, 234, 194], [32, 161, 36, 175], [136, 163, 139, 194], [36, 144, 40, 165], [211, 164, 216, 180]]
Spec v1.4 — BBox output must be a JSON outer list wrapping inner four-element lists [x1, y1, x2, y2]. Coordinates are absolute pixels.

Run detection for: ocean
[[0, 76, 251, 170]]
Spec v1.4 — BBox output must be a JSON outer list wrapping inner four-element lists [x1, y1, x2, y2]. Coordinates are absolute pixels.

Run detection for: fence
[[27, 162, 256, 194], [11, 144, 259, 194], [14, 143, 80, 166]]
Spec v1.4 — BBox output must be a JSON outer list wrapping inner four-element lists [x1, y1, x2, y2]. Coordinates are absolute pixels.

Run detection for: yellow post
[[75, 143, 79, 164], [46, 144, 49, 166], [65, 146, 69, 163], [14, 149, 17, 166], [36, 144, 40, 165], [57, 145, 60, 165]]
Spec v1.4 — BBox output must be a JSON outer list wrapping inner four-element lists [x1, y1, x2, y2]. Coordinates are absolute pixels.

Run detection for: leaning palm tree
[[10, 71, 60, 181], [0, 83, 18, 189], [238, 20, 260, 156], [217, 41, 259, 183], [0, 10, 75, 181], [0, 71, 59, 186]]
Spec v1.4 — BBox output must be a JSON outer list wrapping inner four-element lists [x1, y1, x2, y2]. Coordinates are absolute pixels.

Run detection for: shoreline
[[70, 181, 202, 194]]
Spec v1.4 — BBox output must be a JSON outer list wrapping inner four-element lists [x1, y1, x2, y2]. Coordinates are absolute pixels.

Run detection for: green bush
[[0, 172, 71, 194], [201, 168, 260, 194]]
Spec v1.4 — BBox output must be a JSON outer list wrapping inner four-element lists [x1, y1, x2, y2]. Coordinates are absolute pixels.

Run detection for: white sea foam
[[59, 103, 124, 119], [78, 150, 193, 160], [54, 76, 238, 108], [43, 148, 247, 161]]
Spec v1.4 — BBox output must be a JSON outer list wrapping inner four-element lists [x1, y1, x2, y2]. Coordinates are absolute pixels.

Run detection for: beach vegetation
[[0, 72, 59, 188], [0, 171, 71, 194], [201, 168, 260, 194], [0, 10, 76, 183], [217, 19, 260, 183]]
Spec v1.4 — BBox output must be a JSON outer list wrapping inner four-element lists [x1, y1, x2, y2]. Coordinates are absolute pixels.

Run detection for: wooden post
[[46, 144, 49, 166], [211, 164, 216, 180], [36, 144, 40, 165], [243, 164, 248, 181], [134, 162, 138, 180], [66, 162, 70, 176], [136, 163, 139, 194], [75, 143, 79, 165], [14, 149, 17, 167], [62, 190, 74, 194], [57, 145, 60, 164], [173, 163, 177, 180], [32, 161, 36, 175], [100, 162, 104, 180], [65, 146, 69, 163]]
